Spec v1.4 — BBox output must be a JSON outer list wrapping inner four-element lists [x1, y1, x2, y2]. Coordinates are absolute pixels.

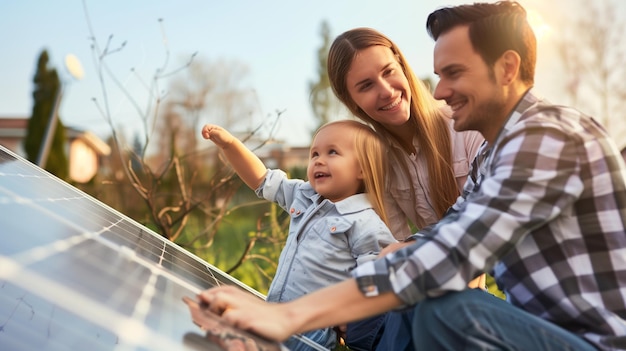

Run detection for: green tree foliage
[[23, 49, 68, 180], [308, 20, 345, 137], [205, 201, 290, 295]]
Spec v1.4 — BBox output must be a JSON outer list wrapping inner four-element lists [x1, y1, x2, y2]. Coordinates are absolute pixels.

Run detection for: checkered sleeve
[[354, 118, 586, 304], [356, 92, 626, 348]]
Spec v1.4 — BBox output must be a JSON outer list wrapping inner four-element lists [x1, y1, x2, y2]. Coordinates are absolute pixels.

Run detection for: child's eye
[[329, 149, 338, 155], [310, 151, 319, 158]]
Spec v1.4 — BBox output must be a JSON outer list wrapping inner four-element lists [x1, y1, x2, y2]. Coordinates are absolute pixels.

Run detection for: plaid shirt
[[353, 90, 626, 350]]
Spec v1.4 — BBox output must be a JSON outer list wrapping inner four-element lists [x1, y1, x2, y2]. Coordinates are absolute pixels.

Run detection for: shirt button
[[290, 208, 295, 213], [296, 210, 301, 215], [330, 226, 336, 232]]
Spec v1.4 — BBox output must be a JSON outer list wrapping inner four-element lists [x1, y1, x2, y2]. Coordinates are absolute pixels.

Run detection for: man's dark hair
[[426, 1, 536, 85]]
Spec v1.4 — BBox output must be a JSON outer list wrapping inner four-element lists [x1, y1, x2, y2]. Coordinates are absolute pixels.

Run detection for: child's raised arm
[[201, 124, 267, 190]]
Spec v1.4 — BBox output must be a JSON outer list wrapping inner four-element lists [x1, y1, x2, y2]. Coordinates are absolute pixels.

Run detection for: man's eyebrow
[[436, 63, 464, 76]]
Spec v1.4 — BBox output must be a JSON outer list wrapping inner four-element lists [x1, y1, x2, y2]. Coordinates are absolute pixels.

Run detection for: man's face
[[432, 25, 508, 141]]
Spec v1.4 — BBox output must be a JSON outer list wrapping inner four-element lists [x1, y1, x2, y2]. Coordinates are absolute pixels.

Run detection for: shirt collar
[[306, 186, 373, 214], [492, 88, 540, 146], [388, 133, 421, 154], [332, 193, 373, 215]]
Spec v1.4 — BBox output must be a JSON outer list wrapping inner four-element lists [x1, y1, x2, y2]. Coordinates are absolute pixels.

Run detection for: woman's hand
[[467, 274, 487, 291], [378, 241, 415, 257]]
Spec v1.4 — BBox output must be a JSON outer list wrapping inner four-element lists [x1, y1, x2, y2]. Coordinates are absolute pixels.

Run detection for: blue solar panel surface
[[0, 145, 302, 351]]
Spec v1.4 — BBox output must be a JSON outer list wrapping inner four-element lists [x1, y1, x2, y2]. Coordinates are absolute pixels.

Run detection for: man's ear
[[498, 50, 521, 86]]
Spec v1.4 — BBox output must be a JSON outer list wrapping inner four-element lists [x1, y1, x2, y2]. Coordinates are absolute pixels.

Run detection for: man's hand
[[194, 285, 297, 343]]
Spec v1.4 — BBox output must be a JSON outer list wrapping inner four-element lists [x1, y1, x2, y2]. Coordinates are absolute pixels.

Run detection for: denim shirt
[[256, 169, 396, 303]]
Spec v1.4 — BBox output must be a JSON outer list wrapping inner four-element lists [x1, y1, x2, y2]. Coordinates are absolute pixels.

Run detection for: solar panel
[[0, 144, 311, 350]]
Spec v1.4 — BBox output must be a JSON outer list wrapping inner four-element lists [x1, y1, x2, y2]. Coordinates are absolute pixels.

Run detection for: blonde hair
[[327, 27, 458, 225], [315, 120, 389, 226]]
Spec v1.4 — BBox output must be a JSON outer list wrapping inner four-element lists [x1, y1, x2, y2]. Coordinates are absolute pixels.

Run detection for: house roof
[[0, 117, 29, 128], [0, 117, 29, 138], [0, 116, 110, 155]]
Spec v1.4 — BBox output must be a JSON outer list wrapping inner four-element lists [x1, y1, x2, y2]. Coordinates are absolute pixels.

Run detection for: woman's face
[[345, 45, 411, 128]]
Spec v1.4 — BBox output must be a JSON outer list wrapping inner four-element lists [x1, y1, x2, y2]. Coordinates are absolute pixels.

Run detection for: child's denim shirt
[[256, 169, 397, 303]]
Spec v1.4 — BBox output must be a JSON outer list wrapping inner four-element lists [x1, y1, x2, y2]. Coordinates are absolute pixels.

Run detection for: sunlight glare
[[526, 9, 551, 41]]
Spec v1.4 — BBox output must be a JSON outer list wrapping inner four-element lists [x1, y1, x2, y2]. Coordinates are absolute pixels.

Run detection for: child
[[201, 120, 397, 350]]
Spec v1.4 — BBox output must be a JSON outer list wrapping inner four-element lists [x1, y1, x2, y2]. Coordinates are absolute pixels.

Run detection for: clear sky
[[1, 0, 625, 147]]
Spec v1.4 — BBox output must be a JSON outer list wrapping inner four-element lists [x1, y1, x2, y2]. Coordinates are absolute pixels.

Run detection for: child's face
[[307, 124, 363, 202]]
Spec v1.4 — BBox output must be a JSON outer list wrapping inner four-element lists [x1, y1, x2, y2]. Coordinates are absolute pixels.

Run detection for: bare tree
[[552, 0, 626, 147], [79, 0, 288, 288], [152, 57, 259, 168]]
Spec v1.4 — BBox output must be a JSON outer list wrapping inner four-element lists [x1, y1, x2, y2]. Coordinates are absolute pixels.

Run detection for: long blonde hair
[[327, 27, 458, 224], [315, 120, 389, 226]]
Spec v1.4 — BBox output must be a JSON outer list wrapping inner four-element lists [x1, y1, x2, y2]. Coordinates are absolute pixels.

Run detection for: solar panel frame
[[0, 145, 305, 350]]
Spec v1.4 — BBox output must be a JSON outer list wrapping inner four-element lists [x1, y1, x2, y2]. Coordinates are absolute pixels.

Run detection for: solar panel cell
[[0, 145, 291, 351]]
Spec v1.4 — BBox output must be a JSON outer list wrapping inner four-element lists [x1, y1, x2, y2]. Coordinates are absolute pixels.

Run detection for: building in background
[[0, 116, 110, 183]]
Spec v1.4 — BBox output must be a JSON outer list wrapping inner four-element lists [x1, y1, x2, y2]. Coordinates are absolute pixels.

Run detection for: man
[[192, 2, 626, 350]]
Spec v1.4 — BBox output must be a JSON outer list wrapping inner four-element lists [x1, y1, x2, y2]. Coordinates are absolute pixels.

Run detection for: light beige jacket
[[385, 118, 484, 240]]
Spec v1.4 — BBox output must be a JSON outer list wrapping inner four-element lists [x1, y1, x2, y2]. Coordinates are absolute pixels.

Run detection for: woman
[[327, 27, 486, 350], [328, 27, 484, 240]]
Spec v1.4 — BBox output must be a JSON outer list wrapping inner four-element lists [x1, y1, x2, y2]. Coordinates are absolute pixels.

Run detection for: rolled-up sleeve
[[354, 259, 395, 297], [352, 119, 585, 306], [255, 169, 309, 210], [255, 168, 283, 201]]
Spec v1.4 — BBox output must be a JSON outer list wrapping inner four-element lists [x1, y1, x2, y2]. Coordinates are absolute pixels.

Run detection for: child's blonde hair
[[315, 120, 389, 227]]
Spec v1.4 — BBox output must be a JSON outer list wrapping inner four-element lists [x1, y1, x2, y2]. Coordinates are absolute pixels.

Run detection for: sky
[[2, 0, 625, 148]]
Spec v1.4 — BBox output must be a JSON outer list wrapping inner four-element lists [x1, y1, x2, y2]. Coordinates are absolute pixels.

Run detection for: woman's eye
[[358, 82, 372, 92]]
